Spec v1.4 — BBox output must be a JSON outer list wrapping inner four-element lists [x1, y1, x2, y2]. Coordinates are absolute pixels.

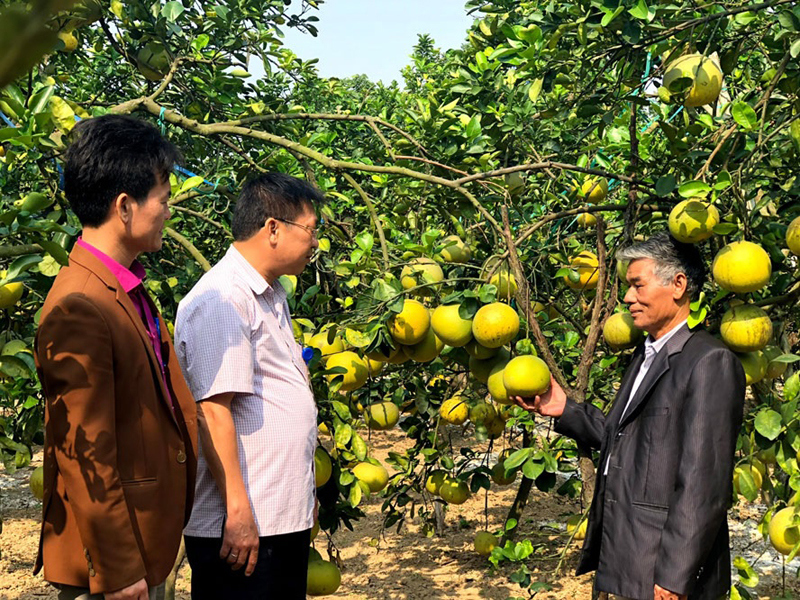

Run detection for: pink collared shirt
[[76, 238, 172, 409]]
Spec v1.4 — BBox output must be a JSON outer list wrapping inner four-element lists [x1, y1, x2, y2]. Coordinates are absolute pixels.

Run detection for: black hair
[[63, 115, 182, 227], [232, 173, 324, 241], [617, 231, 707, 299]]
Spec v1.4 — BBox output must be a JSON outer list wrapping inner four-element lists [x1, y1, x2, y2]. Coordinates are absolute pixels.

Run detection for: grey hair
[[616, 232, 706, 299]]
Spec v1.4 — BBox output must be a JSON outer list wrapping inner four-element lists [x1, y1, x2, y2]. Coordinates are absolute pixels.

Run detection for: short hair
[[64, 115, 182, 227], [616, 232, 706, 299], [231, 173, 324, 241]]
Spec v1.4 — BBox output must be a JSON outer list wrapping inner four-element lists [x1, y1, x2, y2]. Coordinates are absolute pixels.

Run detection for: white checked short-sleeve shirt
[[176, 245, 317, 538]]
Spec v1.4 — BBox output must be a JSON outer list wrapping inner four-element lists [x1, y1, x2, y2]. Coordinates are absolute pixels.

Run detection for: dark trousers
[[185, 529, 311, 600]]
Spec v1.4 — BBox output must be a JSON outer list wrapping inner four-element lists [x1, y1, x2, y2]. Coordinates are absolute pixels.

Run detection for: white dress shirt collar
[[644, 318, 688, 356]]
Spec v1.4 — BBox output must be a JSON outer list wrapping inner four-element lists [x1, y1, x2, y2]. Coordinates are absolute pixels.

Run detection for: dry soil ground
[[1, 427, 799, 600]]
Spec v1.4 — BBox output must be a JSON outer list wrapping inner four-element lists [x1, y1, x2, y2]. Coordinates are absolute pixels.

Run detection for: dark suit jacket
[[33, 244, 198, 594], [556, 325, 745, 600]]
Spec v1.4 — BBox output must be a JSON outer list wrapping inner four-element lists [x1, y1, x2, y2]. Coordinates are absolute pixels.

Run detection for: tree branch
[[340, 172, 390, 271], [164, 227, 211, 271]]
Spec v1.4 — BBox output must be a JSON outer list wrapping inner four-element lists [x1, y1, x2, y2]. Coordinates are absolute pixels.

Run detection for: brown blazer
[[34, 244, 198, 594]]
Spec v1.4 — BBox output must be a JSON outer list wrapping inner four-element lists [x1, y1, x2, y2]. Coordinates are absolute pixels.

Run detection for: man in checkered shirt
[[175, 173, 323, 599]]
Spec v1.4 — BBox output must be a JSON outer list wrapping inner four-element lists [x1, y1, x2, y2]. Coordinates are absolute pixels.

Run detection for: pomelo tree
[[2, 0, 800, 596]]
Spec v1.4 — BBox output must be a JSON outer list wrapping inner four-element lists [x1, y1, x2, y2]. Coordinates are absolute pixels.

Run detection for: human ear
[[673, 272, 688, 299], [114, 193, 132, 225]]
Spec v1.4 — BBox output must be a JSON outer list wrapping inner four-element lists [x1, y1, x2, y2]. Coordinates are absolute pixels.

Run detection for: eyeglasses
[[274, 218, 323, 238]]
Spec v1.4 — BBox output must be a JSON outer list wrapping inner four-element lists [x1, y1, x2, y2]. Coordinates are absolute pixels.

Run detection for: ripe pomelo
[[563, 251, 599, 291], [566, 514, 588, 541], [401, 257, 444, 296], [439, 396, 469, 425], [491, 461, 517, 486], [0, 271, 24, 309], [465, 339, 498, 360], [786, 216, 800, 256], [769, 507, 800, 555], [603, 312, 644, 351], [389, 299, 430, 345], [663, 53, 723, 107], [487, 360, 511, 405], [474, 531, 499, 556], [472, 303, 520, 349], [484, 414, 506, 438], [325, 351, 369, 391], [438, 235, 471, 263], [469, 402, 497, 424], [720, 304, 772, 353], [668, 199, 719, 243], [425, 470, 447, 495], [353, 461, 389, 493], [431, 304, 473, 347], [439, 476, 470, 504], [712, 241, 771, 294], [365, 402, 399, 430], [366, 358, 384, 377], [577, 212, 597, 228], [307, 560, 342, 596], [402, 327, 444, 362], [737, 350, 768, 386], [578, 178, 608, 203], [308, 331, 344, 358], [503, 355, 551, 397], [489, 270, 517, 300], [29, 466, 44, 500], [314, 448, 332, 488]]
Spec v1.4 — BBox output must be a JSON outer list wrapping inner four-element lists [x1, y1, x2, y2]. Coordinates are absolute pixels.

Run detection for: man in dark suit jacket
[[515, 233, 745, 600], [34, 115, 197, 600]]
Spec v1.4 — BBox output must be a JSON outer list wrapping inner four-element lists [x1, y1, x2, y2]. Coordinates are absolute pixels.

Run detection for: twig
[[164, 227, 211, 271], [340, 173, 390, 270]]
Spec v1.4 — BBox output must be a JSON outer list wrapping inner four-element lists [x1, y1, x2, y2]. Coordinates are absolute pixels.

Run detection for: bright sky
[[259, 0, 475, 84]]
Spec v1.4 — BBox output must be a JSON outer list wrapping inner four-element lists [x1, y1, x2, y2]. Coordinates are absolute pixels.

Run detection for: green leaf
[[348, 480, 362, 507], [678, 181, 711, 198], [177, 176, 204, 195], [351, 433, 367, 461], [0, 355, 31, 379], [732, 101, 757, 130], [712, 223, 739, 235], [754, 409, 782, 441], [784, 372, 800, 402], [38, 240, 69, 266], [521, 457, 545, 480], [791, 39, 800, 59], [354, 231, 374, 252], [466, 115, 481, 139], [162, 1, 185, 21], [50, 96, 76, 133], [628, 0, 652, 21], [769, 353, 800, 364], [733, 556, 759, 587], [714, 171, 732, 190], [655, 174, 677, 196], [331, 400, 351, 422], [503, 448, 531, 469], [777, 10, 800, 32], [528, 78, 543, 103], [600, 5, 625, 27]]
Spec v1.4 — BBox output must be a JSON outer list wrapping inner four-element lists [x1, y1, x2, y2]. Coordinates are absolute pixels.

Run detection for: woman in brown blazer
[[34, 115, 197, 600]]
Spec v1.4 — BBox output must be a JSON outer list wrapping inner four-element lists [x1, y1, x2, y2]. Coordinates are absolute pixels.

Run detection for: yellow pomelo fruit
[[402, 327, 444, 362], [465, 339, 498, 360], [491, 461, 517, 486], [566, 514, 588, 541], [425, 470, 447, 495], [365, 401, 399, 430], [309, 331, 345, 358], [472, 303, 520, 349], [29, 466, 44, 500], [307, 560, 342, 596], [469, 348, 509, 384], [0, 271, 24, 309], [367, 345, 405, 364], [314, 447, 332, 488], [474, 531, 499, 556], [389, 299, 430, 345], [326, 351, 369, 391], [786, 216, 800, 256], [401, 257, 444, 296], [578, 178, 608, 203], [431, 304, 473, 347], [438, 235, 472, 263], [58, 31, 79, 52], [603, 312, 644, 351], [663, 53, 723, 108], [490, 271, 518, 300], [720, 304, 772, 353], [353, 461, 389, 493], [440, 395, 469, 425], [763, 346, 788, 380], [505, 172, 525, 195], [469, 402, 497, 424], [563, 251, 599, 291], [733, 464, 763, 496], [737, 351, 768, 386], [366, 359, 384, 377], [487, 360, 511, 404], [503, 355, 551, 398], [769, 507, 800, 555], [439, 476, 470, 505], [712, 241, 771, 294], [577, 212, 597, 228], [668, 199, 719, 243], [617, 259, 629, 283]]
